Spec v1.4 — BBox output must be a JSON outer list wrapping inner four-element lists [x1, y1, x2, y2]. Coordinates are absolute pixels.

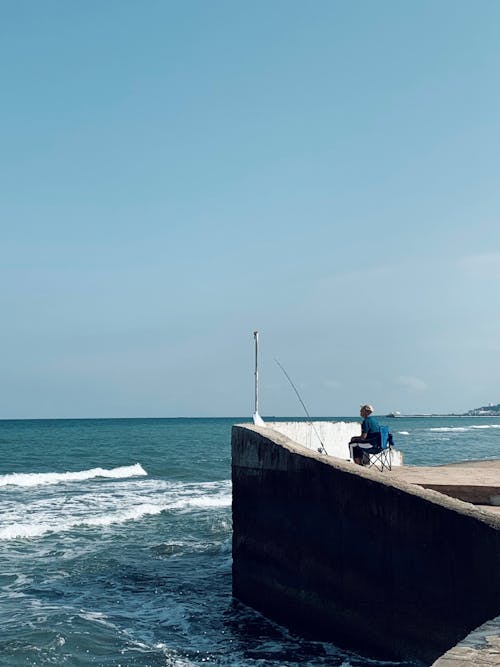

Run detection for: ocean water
[[1, 416, 499, 667]]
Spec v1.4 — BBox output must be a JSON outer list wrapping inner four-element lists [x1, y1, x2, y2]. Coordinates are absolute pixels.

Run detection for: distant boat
[[386, 411, 401, 418]]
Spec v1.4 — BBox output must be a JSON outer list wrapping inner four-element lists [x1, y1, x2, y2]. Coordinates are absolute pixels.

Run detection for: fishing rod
[[275, 359, 327, 455]]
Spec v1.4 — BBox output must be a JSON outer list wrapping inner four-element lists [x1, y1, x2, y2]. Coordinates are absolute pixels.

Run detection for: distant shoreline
[[386, 413, 500, 418]]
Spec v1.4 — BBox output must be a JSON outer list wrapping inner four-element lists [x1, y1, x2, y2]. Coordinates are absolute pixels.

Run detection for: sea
[[1, 415, 499, 667]]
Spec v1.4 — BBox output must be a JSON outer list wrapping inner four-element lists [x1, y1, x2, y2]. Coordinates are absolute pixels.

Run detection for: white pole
[[254, 330, 259, 415], [252, 331, 265, 426]]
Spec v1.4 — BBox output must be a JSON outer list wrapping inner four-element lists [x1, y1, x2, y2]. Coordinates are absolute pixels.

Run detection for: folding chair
[[367, 426, 393, 471]]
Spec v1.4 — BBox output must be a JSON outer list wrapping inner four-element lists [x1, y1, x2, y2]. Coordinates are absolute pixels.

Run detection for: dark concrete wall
[[231, 425, 500, 665]]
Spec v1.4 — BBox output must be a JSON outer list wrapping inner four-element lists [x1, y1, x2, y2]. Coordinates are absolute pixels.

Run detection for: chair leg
[[368, 449, 392, 472]]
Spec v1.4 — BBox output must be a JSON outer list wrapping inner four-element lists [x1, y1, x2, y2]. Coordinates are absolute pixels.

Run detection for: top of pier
[[389, 459, 500, 512]]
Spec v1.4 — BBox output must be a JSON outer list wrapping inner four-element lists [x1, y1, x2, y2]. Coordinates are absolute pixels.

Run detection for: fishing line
[[275, 359, 327, 455]]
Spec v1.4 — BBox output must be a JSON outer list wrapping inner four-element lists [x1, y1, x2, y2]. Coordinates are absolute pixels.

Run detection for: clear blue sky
[[2, 1, 500, 418]]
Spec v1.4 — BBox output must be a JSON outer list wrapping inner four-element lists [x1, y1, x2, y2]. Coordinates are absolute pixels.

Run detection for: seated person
[[349, 404, 381, 465]]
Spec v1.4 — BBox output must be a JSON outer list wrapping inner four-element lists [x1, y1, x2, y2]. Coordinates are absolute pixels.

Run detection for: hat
[[361, 404, 374, 413]]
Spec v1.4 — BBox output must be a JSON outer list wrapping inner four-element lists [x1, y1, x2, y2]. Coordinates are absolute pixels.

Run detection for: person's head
[[360, 404, 374, 418]]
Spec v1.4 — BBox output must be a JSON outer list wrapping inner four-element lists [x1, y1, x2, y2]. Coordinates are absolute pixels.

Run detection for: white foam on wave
[[0, 476, 232, 542], [78, 609, 121, 630], [155, 646, 198, 666], [429, 424, 500, 433], [0, 463, 147, 488], [398, 431, 409, 435], [169, 495, 232, 511], [429, 427, 468, 432], [0, 502, 166, 541]]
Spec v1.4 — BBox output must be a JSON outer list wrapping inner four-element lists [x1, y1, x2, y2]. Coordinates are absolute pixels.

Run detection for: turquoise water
[[0, 416, 499, 666]]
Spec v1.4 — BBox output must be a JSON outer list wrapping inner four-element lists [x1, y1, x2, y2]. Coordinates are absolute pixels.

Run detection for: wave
[[0, 463, 147, 488], [0, 495, 232, 541], [0, 479, 232, 541], [0, 502, 165, 540], [168, 495, 232, 511], [429, 424, 500, 433], [397, 431, 409, 435], [429, 427, 468, 432]]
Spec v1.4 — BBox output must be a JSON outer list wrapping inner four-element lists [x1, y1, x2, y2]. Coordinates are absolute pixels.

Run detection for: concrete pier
[[389, 459, 500, 509], [232, 423, 500, 665], [432, 615, 500, 666]]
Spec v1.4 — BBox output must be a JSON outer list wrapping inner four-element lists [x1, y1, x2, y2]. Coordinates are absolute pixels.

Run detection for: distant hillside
[[464, 403, 500, 416]]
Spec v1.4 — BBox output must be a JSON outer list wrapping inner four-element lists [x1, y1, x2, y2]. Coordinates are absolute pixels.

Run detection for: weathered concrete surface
[[232, 424, 500, 666], [264, 420, 359, 457], [390, 460, 500, 505], [432, 615, 500, 666]]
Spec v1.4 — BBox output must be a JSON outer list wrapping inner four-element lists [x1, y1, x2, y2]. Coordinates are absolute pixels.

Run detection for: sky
[[2, 0, 500, 418]]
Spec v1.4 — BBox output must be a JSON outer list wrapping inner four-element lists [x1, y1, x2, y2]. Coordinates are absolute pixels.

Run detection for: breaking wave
[[0, 475, 232, 542], [0, 503, 165, 541], [429, 424, 500, 433], [0, 464, 147, 488], [429, 427, 468, 432]]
